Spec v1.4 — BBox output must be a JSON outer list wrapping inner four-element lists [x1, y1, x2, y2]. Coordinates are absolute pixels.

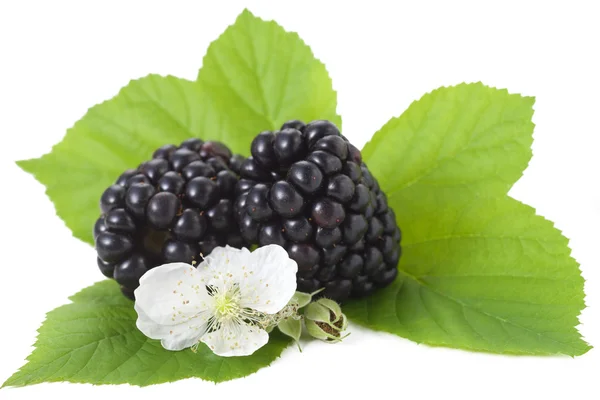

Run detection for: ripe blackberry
[[94, 139, 245, 300], [236, 120, 402, 302]]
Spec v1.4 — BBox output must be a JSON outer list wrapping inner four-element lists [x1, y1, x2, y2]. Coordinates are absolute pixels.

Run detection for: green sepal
[[290, 292, 312, 309], [304, 302, 333, 323], [316, 298, 343, 320], [277, 318, 303, 351]]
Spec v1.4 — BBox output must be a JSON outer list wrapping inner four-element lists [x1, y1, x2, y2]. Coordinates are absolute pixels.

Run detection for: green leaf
[[197, 9, 341, 146], [19, 9, 341, 246], [362, 82, 534, 209], [17, 75, 227, 245], [277, 318, 302, 344], [347, 82, 589, 356], [346, 194, 590, 355], [2, 280, 290, 388]]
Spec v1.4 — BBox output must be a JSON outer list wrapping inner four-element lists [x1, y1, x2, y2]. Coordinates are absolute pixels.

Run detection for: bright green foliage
[[345, 195, 589, 355], [9, 9, 591, 391], [11, 9, 343, 386], [17, 10, 339, 246], [17, 75, 217, 245], [3, 280, 290, 387], [345, 83, 589, 356], [362, 82, 534, 209], [197, 9, 341, 144]]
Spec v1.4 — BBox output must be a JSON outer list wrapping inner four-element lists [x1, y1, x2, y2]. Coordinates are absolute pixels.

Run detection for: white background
[[1, 1, 599, 399]]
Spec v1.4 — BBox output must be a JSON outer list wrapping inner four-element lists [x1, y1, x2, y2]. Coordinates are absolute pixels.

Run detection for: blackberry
[[94, 139, 245, 300], [236, 120, 402, 302]]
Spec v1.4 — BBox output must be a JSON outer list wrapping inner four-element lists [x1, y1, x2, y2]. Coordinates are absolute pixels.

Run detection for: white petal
[[200, 320, 269, 357], [136, 306, 202, 351], [239, 244, 298, 314], [202, 245, 251, 264], [195, 246, 252, 291], [133, 263, 214, 350]]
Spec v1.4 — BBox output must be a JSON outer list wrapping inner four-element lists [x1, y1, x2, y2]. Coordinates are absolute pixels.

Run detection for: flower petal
[[239, 244, 298, 314], [133, 262, 214, 350], [197, 246, 251, 284], [136, 306, 202, 351], [195, 246, 252, 291], [200, 320, 269, 357], [203, 245, 251, 265]]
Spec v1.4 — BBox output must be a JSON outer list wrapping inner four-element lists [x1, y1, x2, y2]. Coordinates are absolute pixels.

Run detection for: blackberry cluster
[[235, 120, 401, 302], [93, 139, 245, 299]]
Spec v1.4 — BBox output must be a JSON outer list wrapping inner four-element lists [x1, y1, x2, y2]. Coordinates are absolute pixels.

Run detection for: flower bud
[[304, 298, 348, 342]]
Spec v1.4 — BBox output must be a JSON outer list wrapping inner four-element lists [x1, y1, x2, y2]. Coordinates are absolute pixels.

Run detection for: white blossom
[[134, 245, 298, 357]]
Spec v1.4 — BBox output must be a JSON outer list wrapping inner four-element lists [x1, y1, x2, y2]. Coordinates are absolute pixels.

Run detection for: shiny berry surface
[[287, 161, 323, 194], [125, 183, 155, 219], [114, 254, 151, 288], [105, 208, 136, 233], [283, 218, 313, 243], [274, 128, 306, 165], [100, 184, 126, 213], [246, 184, 274, 221], [185, 177, 219, 209], [147, 192, 180, 229], [173, 209, 207, 241], [312, 198, 346, 229], [96, 232, 133, 263], [269, 181, 304, 218], [251, 131, 277, 168], [236, 119, 402, 301], [93, 139, 246, 299], [157, 171, 185, 195]]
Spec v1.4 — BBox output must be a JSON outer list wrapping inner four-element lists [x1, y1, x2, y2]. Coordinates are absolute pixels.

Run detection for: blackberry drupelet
[[236, 120, 402, 302], [94, 139, 245, 300]]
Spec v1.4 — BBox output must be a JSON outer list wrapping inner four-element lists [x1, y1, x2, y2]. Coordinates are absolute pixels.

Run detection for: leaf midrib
[[402, 232, 565, 248]]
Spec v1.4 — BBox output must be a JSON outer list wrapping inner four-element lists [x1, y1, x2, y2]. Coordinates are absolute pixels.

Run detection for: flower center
[[213, 289, 240, 320]]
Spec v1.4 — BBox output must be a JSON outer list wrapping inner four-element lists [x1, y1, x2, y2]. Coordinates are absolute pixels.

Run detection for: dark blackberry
[[95, 232, 133, 263], [139, 158, 169, 183], [246, 184, 274, 221], [236, 120, 402, 302], [288, 161, 323, 194], [115, 169, 137, 186], [283, 218, 313, 242], [258, 222, 286, 247], [105, 208, 136, 233], [269, 181, 304, 217], [311, 198, 345, 229], [100, 185, 126, 213], [274, 128, 306, 165], [229, 154, 245, 174], [147, 192, 181, 229], [94, 139, 246, 299], [181, 161, 215, 180], [157, 171, 185, 194], [114, 254, 151, 289], [206, 199, 235, 231], [125, 183, 155, 219], [173, 209, 208, 240], [94, 216, 109, 238]]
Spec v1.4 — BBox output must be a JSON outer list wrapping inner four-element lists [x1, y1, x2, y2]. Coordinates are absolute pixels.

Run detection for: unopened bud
[[304, 298, 348, 342]]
